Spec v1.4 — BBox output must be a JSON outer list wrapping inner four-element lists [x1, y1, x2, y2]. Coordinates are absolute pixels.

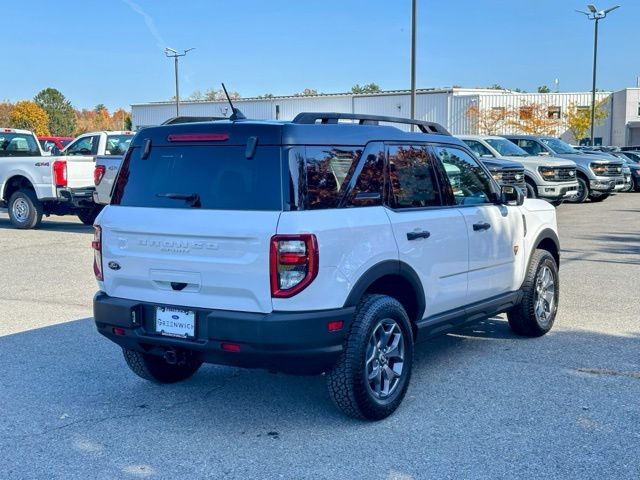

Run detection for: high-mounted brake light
[[53, 160, 67, 187], [94, 165, 106, 185], [167, 133, 229, 142], [92, 225, 103, 280], [270, 234, 318, 298]]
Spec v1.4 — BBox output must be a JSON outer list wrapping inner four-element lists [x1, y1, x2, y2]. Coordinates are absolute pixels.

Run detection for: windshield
[[540, 138, 578, 154], [485, 138, 529, 157]]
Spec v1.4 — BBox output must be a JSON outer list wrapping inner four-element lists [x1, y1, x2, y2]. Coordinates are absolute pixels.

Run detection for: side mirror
[[501, 185, 524, 206]]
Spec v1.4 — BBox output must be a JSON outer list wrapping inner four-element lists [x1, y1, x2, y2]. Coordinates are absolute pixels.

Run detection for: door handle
[[407, 230, 431, 241], [473, 222, 491, 231]]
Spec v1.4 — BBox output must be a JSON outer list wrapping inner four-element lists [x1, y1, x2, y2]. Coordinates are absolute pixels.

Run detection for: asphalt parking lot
[[0, 195, 638, 480]]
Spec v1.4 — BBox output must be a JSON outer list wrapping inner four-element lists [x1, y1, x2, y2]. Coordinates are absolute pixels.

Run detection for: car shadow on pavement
[[0, 217, 93, 233]]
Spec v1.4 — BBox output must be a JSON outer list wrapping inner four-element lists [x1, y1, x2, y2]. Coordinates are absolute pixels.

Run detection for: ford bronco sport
[[93, 113, 561, 420]]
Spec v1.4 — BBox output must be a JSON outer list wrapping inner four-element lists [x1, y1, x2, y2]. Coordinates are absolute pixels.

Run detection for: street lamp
[[164, 47, 195, 117], [410, 0, 417, 131], [576, 4, 620, 146]]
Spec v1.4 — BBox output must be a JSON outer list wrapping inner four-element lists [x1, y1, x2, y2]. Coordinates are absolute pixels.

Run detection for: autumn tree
[[506, 102, 559, 136], [351, 83, 381, 94], [465, 104, 509, 135], [124, 115, 132, 131], [564, 100, 609, 144], [0, 102, 13, 126], [10, 101, 50, 135], [33, 88, 76, 136]]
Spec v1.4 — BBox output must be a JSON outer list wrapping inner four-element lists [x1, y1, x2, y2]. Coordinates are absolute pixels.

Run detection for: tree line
[[0, 88, 132, 137]]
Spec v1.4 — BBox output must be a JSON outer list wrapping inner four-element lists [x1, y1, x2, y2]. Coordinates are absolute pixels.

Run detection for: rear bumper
[[93, 292, 354, 374], [58, 187, 96, 207]]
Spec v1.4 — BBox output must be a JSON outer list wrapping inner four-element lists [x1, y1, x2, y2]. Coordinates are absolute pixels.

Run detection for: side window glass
[[463, 140, 493, 158], [66, 136, 98, 156], [346, 145, 385, 207], [305, 146, 362, 210], [435, 146, 494, 205], [517, 140, 542, 155], [388, 144, 442, 208]]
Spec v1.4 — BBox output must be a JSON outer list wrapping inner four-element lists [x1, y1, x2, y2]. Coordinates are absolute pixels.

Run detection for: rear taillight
[[92, 225, 103, 280], [53, 160, 67, 187], [270, 234, 318, 298], [94, 165, 106, 185]]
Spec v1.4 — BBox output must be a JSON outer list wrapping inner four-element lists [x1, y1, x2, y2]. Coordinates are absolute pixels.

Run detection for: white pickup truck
[[0, 128, 133, 228]]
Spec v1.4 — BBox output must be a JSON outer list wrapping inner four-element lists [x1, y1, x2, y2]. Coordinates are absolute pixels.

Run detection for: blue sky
[[1, 0, 637, 111]]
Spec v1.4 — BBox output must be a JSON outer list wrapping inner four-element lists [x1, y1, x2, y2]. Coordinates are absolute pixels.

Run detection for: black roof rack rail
[[291, 112, 451, 135]]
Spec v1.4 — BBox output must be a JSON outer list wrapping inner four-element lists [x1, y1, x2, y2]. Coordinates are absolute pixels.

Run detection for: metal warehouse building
[[132, 87, 640, 146]]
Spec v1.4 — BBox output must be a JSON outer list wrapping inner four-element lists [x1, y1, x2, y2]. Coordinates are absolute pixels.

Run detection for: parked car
[[0, 128, 97, 228], [504, 135, 625, 203], [578, 149, 634, 191], [459, 135, 578, 204], [92, 112, 561, 420], [38, 136, 74, 154], [616, 151, 640, 163], [613, 156, 640, 191]]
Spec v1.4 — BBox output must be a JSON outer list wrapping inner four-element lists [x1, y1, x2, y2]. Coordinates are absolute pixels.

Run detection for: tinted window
[[0, 133, 40, 157], [112, 145, 282, 211], [484, 138, 529, 157], [515, 139, 545, 156], [540, 138, 578, 154], [66, 135, 99, 155], [435, 146, 493, 205], [388, 145, 442, 208], [304, 146, 362, 209], [346, 146, 385, 207], [105, 135, 133, 155], [462, 140, 493, 157]]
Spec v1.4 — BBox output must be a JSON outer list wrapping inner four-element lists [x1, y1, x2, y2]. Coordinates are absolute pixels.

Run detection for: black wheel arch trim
[[529, 228, 560, 269], [342, 260, 426, 322]]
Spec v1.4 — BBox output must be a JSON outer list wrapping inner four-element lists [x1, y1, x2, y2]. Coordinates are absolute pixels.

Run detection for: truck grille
[[602, 164, 624, 177], [498, 169, 526, 189], [549, 166, 577, 182]]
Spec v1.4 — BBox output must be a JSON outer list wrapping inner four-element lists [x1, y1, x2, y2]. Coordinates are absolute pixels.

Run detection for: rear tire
[[566, 177, 589, 203], [123, 348, 202, 383], [8, 189, 43, 229], [77, 205, 103, 225], [326, 294, 414, 420], [508, 249, 559, 337]]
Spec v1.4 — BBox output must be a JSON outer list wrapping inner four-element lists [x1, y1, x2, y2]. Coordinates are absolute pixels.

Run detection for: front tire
[[123, 348, 202, 383], [566, 177, 589, 203], [8, 189, 43, 229], [326, 294, 414, 420], [508, 249, 559, 337]]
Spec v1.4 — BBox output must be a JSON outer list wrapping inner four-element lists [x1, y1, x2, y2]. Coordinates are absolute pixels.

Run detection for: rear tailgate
[[56, 155, 96, 189], [94, 155, 123, 204], [99, 124, 284, 314]]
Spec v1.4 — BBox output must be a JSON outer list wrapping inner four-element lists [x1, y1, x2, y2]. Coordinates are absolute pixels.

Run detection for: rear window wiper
[[156, 192, 201, 207]]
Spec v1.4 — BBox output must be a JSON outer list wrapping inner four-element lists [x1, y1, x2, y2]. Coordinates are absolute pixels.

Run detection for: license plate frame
[[155, 307, 196, 338]]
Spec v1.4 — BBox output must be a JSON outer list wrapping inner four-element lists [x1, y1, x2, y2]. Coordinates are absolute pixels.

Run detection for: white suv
[[92, 113, 561, 420]]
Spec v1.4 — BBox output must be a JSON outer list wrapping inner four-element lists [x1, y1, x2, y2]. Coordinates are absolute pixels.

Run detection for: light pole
[[164, 47, 195, 117], [576, 4, 620, 146], [410, 0, 417, 131]]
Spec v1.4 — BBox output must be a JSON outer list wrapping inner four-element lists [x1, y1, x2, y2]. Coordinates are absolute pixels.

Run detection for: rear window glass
[[0, 133, 40, 157], [105, 135, 133, 155], [112, 145, 282, 211]]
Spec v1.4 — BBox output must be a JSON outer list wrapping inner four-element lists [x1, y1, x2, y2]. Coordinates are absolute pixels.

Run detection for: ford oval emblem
[[108, 261, 121, 271], [171, 315, 179, 320]]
